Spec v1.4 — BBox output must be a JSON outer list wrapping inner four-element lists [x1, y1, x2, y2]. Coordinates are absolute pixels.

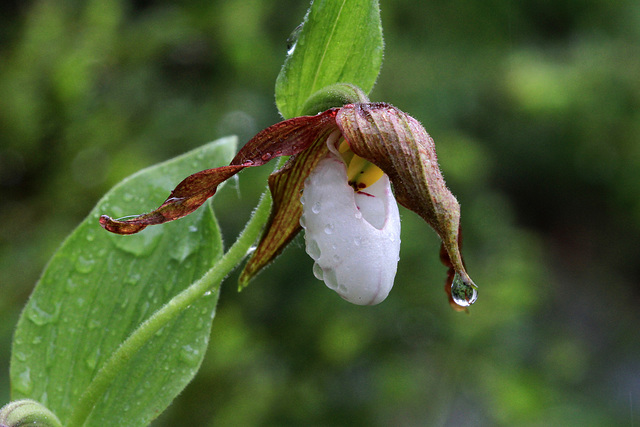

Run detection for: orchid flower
[[100, 102, 478, 308]]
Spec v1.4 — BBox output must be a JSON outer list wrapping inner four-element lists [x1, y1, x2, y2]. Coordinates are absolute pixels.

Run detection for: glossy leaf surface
[[10, 137, 237, 426], [275, 0, 383, 118]]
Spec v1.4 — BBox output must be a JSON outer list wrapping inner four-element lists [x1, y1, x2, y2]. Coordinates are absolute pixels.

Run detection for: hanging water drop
[[312, 201, 321, 214], [451, 272, 478, 307]]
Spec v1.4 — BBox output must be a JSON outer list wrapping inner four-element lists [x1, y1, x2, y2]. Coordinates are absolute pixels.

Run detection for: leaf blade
[[11, 137, 237, 426], [275, 0, 383, 118]]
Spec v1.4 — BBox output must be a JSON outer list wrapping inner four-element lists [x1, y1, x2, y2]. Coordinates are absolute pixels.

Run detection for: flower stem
[[67, 193, 272, 427]]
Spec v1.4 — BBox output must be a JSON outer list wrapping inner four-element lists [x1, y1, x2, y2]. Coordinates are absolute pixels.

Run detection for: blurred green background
[[1, 0, 639, 425]]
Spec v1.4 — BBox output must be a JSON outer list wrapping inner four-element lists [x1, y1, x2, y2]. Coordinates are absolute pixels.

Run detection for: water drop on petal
[[312, 262, 324, 280], [451, 272, 478, 307]]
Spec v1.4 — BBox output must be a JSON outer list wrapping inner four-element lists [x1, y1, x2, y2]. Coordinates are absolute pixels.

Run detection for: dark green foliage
[[1, 0, 638, 425]]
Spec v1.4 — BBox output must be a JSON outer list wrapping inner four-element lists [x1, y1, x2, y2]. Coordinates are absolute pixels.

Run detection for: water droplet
[[179, 344, 201, 366], [88, 319, 101, 330], [353, 236, 363, 246], [165, 197, 184, 204], [125, 273, 141, 286], [354, 211, 362, 219], [313, 262, 324, 280], [15, 351, 27, 362], [31, 336, 42, 345], [170, 224, 202, 263], [123, 193, 134, 202], [86, 348, 100, 370], [75, 255, 95, 274], [324, 223, 335, 234], [65, 278, 80, 293], [306, 240, 321, 260], [27, 301, 60, 326], [188, 225, 198, 233], [323, 268, 339, 291], [451, 273, 478, 307], [286, 23, 302, 55], [111, 226, 163, 257], [261, 153, 272, 161], [14, 367, 33, 394], [242, 159, 254, 166], [86, 232, 95, 242], [312, 202, 321, 214]]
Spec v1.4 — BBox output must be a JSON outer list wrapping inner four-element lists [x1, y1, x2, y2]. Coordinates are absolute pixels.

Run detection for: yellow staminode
[[339, 139, 384, 191]]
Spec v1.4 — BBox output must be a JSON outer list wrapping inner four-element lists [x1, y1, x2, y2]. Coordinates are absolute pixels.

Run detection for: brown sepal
[[238, 134, 333, 288], [337, 103, 476, 307], [100, 109, 340, 235]]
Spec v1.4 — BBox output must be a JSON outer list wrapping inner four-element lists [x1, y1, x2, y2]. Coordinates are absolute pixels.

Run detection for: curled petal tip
[[99, 215, 148, 235]]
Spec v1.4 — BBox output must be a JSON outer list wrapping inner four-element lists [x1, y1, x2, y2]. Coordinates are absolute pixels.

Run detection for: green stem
[[67, 193, 272, 427]]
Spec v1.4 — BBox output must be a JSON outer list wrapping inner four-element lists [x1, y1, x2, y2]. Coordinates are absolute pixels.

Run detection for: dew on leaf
[[65, 278, 80, 293], [27, 300, 60, 326], [14, 367, 33, 394], [125, 273, 141, 286], [88, 319, 101, 330], [86, 348, 101, 370], [75, 255, 96, 274], [170, 229, 201, 263], [111, 226, 163, 257], [179, 344, 201, 367]]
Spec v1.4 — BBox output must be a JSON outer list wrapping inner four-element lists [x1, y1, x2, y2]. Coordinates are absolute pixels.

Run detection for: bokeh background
[[1, 0, 639, 425]]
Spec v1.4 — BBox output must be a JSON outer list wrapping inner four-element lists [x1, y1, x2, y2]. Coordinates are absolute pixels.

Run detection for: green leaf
[[10, 136, 237, 426], [275, 0, 383, 119]]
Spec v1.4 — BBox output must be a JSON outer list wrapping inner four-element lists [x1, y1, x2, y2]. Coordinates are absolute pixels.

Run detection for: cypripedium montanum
[[100, 102, 478, 309]]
